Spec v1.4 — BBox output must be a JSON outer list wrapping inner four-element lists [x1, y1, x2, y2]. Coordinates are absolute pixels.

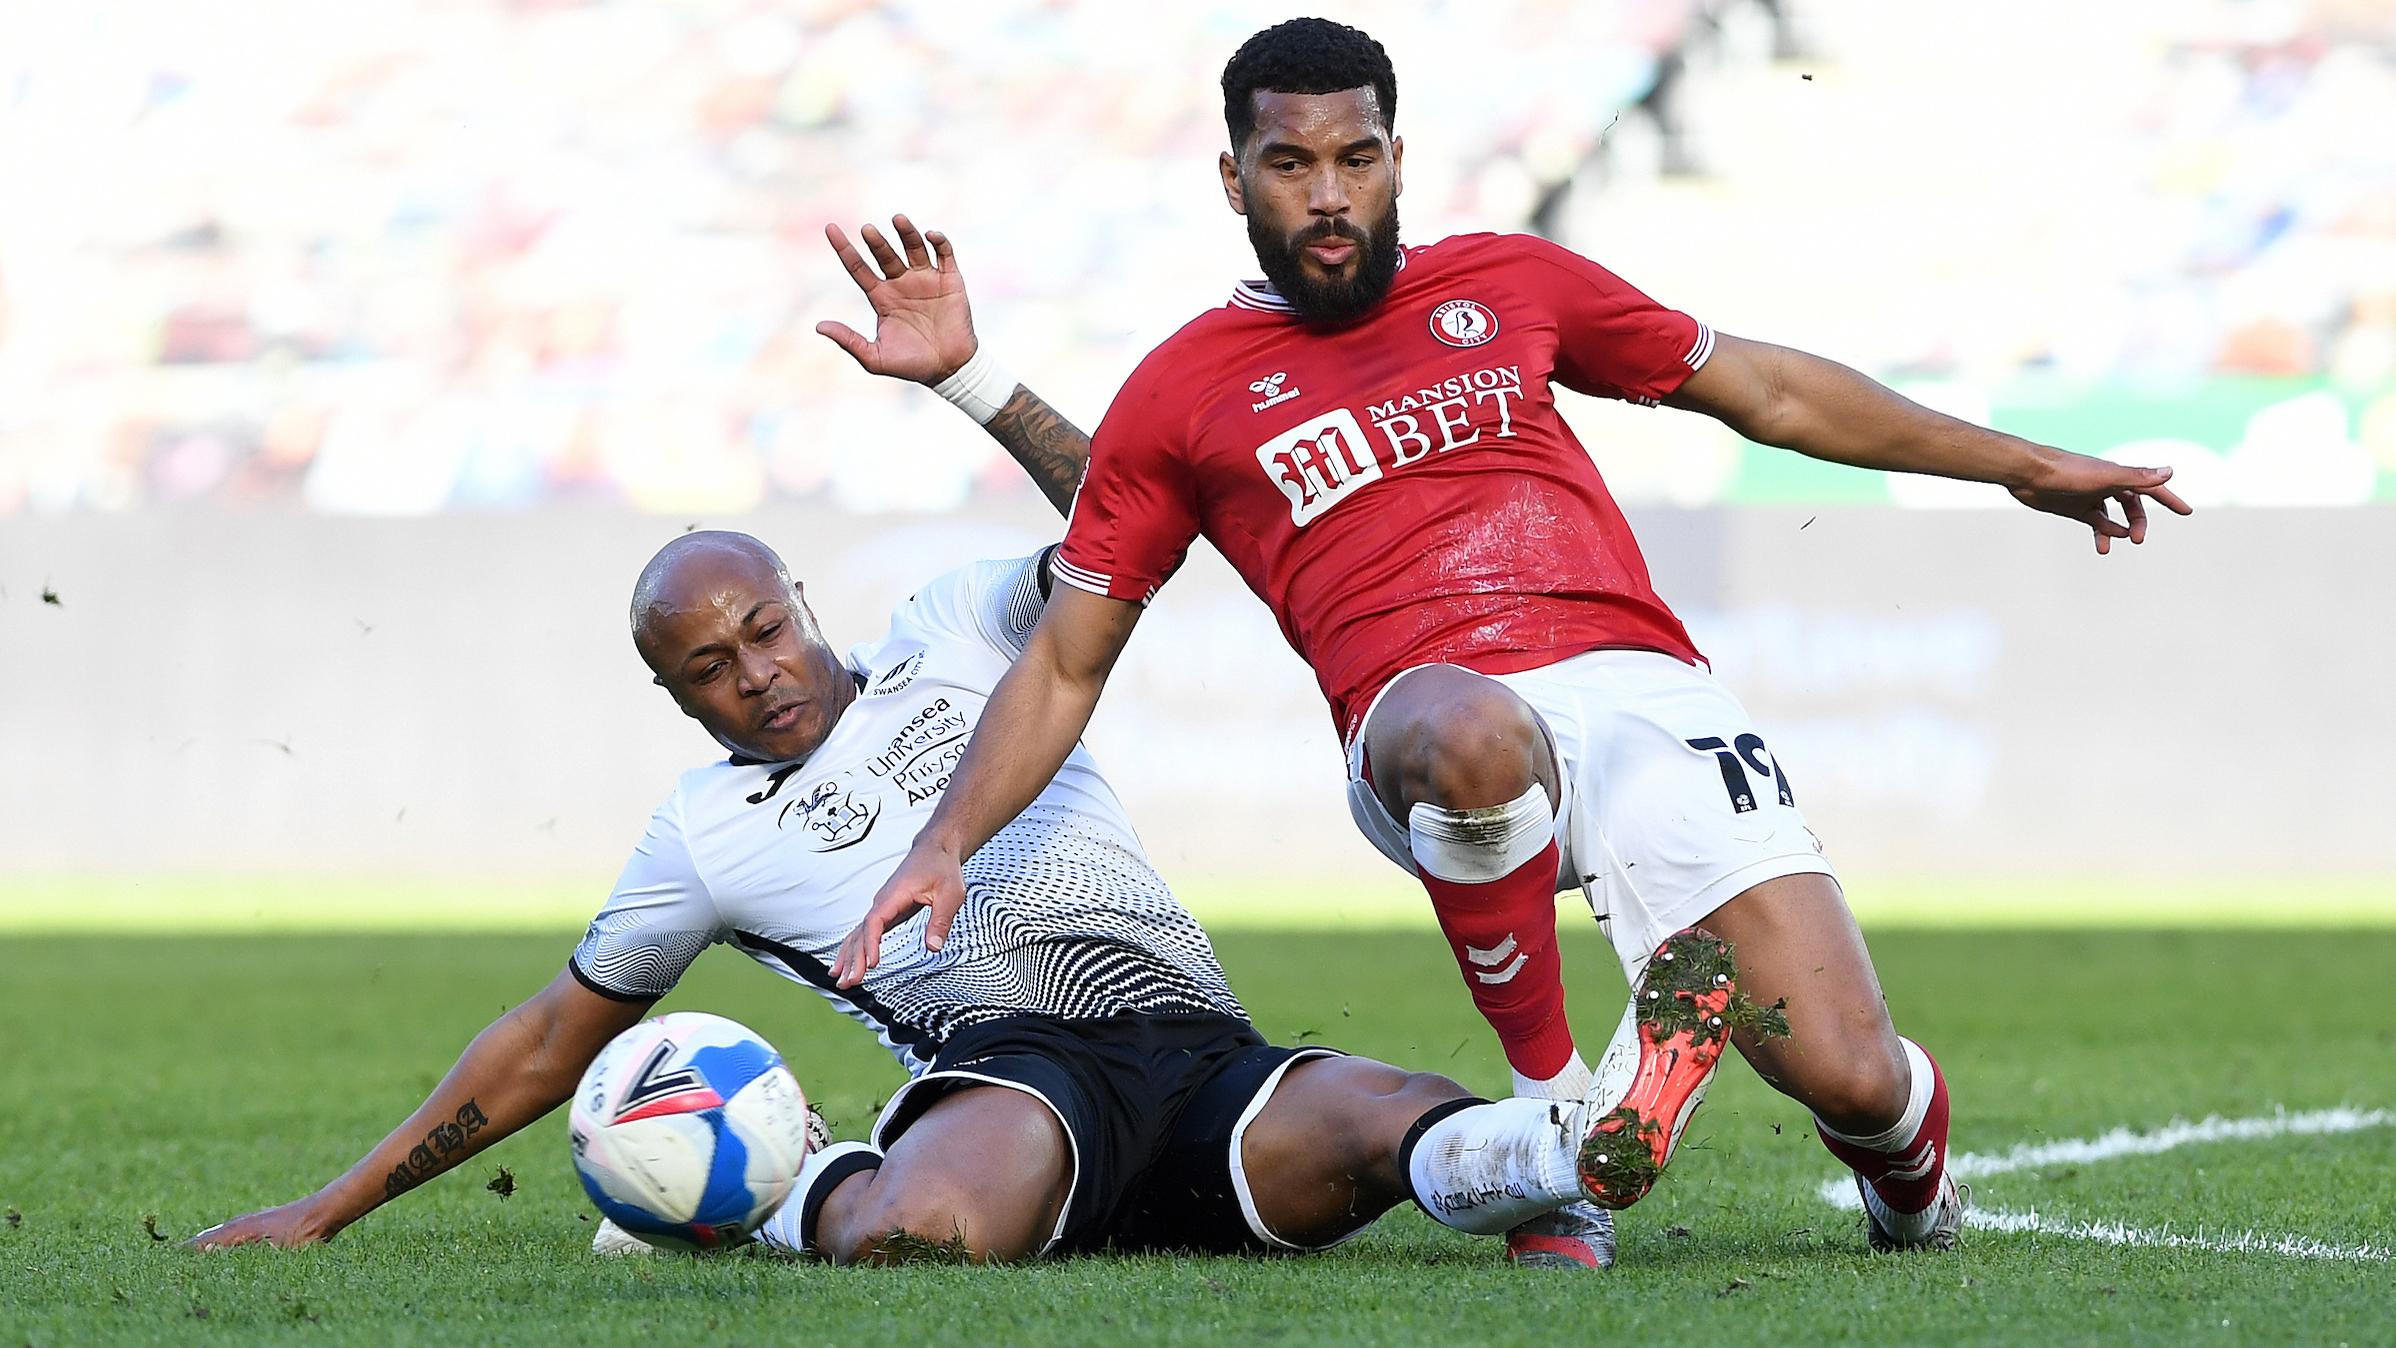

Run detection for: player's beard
[[1248, 200, 1403, 324]]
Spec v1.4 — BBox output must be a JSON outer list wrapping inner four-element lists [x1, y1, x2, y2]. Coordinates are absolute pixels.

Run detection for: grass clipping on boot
[[1640, 932, 1791, 1046], [1581, 931, 1795, 1203], [1581, 1105, 1669, 1199]]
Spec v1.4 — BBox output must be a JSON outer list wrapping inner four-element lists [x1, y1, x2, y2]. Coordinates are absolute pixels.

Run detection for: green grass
[[4, 927, 2394, 1346]]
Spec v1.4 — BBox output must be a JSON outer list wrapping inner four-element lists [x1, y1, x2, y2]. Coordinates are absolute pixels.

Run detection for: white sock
[[756, 1140, 881, 1257], [1512, 1049, 1592, 1102], [1404, 1098, 1585, 1236]]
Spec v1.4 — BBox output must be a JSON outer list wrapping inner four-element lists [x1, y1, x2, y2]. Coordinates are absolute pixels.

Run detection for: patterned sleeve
[[1052, 356, 1201, 605], [976, 546, 1054, 657], [1517, 235, 1714, 407], [891, 549, 1056, 662], [569, 791, 725, 1002]]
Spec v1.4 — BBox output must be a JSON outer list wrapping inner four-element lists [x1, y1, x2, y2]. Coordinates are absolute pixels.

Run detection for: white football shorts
[[1345, 648, 1837, 986]]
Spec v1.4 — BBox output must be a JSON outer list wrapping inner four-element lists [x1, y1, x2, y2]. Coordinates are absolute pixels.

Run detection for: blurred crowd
[[2073, 0, 2396, 505], [2146, 1, 2396, 389], [0, 0, 2390, 516]]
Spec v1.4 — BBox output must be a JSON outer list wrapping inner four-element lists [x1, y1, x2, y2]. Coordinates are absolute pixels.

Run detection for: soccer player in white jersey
[[189, 527, 1706, 1263], [833, 19, 2194, 1267]]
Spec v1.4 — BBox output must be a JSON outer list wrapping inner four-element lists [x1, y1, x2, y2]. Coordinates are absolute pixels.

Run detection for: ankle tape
[[1408, 783, 1554, 884]]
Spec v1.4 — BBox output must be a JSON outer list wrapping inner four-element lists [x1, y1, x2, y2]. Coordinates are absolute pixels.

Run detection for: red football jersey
[[1055, 232, 1710, 742]]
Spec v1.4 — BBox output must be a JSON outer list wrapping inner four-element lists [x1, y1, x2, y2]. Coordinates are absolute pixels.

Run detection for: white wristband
[[930, 346, 1019, 426]]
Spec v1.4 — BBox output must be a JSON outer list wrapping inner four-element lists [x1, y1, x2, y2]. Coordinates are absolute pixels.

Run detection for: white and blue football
[[568, 1011, 816, 1252]]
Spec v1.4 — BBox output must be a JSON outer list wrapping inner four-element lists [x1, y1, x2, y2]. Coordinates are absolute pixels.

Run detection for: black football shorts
[[872, 1011, 1343, 1255]]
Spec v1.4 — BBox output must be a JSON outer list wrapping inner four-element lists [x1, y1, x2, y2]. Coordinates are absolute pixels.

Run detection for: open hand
[[833, 840, 968, 987], [187, 1196, 339, 1250], [817, 215, 978, 385], [2010, 451, 2193, 554]]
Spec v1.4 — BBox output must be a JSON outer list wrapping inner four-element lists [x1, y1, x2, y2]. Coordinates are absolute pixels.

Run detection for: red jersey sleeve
[[1053, 354, 1201, 605], [1514, 235, 1713, 405]]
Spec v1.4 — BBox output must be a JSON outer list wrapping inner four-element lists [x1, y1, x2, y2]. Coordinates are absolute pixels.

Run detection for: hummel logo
[[1248, 371, 1302, 412], [1887, 1141, 1940, 1183], [1466, 933, 1529, 985]]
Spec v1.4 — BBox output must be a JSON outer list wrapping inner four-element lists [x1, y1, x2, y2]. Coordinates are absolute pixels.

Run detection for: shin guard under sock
[[1416, 841, 1574, 1082], [1406, 782, 1575, 1082], [1815, 1038, 1949, 1215]]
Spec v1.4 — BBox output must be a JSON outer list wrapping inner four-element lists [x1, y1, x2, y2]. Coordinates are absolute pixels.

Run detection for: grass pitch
[[3, 927, 2393, 1346]]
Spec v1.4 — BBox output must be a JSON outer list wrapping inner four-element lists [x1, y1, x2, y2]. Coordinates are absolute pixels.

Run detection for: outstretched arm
[[1668, 334, 2193, 553], [189, 970, 652, 1248], [817, 215, 1092, 516], [980, 388, 1091, 518], [833, 585, 1142, 985]]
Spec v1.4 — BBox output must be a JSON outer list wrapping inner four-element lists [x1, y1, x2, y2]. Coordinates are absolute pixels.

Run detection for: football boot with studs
[[1576, 927, 1785, 1209], [1504, 1201, 1618, 1269]]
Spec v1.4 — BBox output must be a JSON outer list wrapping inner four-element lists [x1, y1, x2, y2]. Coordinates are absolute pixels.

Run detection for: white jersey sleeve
[[898, 548, 1053, 662], [570, 786, 728, 1002]]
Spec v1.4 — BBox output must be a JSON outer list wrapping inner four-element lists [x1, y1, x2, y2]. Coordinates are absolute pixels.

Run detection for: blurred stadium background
[[3, 0, 2394, 928]]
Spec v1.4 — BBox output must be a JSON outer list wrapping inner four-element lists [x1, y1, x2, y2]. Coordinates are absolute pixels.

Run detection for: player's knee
[[1806, 1041, 1910, 1136], [1375, 674, 1544, 808], [832, 1181, 992, 1265]]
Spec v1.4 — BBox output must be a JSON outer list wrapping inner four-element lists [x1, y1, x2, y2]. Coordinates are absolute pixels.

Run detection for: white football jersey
[[571, 551, 1244, 1075]]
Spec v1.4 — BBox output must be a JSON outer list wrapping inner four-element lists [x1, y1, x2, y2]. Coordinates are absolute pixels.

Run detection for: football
[[568, 1011, 817, 1251]]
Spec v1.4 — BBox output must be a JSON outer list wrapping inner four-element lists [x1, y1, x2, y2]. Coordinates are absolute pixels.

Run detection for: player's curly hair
[[1220, 18, 1396, 151]]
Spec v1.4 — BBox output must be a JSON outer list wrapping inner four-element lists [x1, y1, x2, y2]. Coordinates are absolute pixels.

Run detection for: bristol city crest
[[1429, 298, 1498, 348]]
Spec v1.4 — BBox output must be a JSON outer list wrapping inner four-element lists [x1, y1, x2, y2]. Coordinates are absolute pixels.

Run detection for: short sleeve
[[884, 550, 1052, 661], [570, 792, 725, 1001], [1053, 360, 1202, 605], [1518, 236, 1713, 407], [974, 547, 1054, 657]]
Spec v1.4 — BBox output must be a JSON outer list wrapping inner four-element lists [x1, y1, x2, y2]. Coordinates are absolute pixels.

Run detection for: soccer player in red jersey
[[825, 19, 2190, 1267]]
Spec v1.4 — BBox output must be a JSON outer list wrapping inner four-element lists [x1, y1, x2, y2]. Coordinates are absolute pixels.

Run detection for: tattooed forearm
[[382, 1100, 491, 1200], [984, 387, 1091, 518]]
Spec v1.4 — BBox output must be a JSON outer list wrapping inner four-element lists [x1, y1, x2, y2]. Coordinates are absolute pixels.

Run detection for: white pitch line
[[1813, 1106, 2396, 1262], [1946, 1106, 2394, 1181], [1957, 1207, 2390, 1262]]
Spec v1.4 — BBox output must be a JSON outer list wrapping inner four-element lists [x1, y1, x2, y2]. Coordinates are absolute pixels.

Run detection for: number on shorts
[[1686, 734, 1795, 812]]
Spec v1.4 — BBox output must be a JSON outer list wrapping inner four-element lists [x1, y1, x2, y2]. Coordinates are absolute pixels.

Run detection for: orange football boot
[[1575, 927, 1742, 1209]]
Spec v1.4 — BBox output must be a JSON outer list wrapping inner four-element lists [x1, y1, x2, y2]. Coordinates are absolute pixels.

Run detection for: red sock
[[1816, 1039, 1950, 1215], [1417, 841, 1576, 1082]]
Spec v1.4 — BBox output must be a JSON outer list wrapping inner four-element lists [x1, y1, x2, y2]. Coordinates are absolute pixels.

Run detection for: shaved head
[[630, 531, 799, 672], [631, 530, 852, 762]]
